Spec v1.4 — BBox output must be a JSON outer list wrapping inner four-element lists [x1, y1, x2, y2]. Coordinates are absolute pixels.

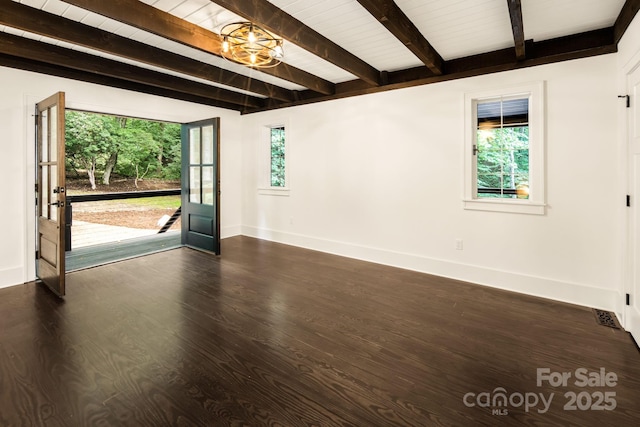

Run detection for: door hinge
[[627, 293, 631, 306], [627, 195, 631, 207], [35, 250, 39, 259], [473, 145, 479, 155], [35, 183, 38, 193], [618, 95, 630, 108]]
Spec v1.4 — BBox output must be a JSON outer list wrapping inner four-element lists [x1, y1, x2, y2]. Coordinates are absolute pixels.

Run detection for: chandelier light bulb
[[273, 42, 284, 59]]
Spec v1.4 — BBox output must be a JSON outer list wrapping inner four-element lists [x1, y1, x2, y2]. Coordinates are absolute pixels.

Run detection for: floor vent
[[592, 309, 620, 329]]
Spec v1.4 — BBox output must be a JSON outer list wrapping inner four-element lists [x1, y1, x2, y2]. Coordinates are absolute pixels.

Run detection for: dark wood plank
[[210, 0, 382, 86], [507, 0, 526, 60], [248, 28, 616, 113], [2, 0, 635, 113], [0, 32, 264, 109], [356, 0, 444, 74], [614, 0, 640, 44], [0, 0, 291, 102], [1, 236, 639, 426], [60, 0, 335, 96], [0, 53, 245, 111]]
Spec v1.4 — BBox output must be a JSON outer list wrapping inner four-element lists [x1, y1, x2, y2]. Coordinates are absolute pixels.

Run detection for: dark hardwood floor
[[1, 236, 639, 426]]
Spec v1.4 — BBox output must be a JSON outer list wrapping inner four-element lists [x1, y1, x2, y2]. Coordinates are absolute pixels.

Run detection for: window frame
[[463, 82, 546, 215], [258, 119, 290, 196]]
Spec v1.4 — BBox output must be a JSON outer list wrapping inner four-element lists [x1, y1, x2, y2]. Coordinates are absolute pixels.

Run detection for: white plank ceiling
[[0, 0, 631, 109]]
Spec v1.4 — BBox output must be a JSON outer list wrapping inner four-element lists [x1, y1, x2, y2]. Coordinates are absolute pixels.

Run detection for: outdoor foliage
[[270, 126, 285, 187], [476, 126, 529, 198], [65, 111, 181, 188]]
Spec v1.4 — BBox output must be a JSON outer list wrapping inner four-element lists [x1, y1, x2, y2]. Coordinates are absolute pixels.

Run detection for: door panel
[[628, 65, 640, 341], [36, 92, 66, 296], [181, 118, 220, 254]]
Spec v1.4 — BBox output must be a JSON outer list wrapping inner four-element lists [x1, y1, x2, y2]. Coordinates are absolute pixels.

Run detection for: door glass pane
[[50, 165, 58, 202], [202, 166, 214, 205], [50, 165, 58, 222], [50, 202, 58, 222], [41, 165, 48, 217], [190, 166, 201, 203], [202, 125, 214, 164], [190, 128, 201, 164], [50, 106, 57, 162], [41, 110, 48, 162]]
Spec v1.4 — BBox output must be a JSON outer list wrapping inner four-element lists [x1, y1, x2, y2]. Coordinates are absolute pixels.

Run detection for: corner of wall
[[0, 267, 26, 289]]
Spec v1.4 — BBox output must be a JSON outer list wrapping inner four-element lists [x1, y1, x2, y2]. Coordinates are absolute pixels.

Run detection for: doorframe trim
[[24, 94, 38, 284]]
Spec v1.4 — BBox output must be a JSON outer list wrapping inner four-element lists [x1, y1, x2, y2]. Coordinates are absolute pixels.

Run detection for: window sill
[[463, 199, 546, 215], [258, 187, 290, 196]]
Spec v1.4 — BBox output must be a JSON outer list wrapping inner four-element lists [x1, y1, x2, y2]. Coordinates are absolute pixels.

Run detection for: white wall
[[242, 54, 623, 312], [0, 66, 243, 289]]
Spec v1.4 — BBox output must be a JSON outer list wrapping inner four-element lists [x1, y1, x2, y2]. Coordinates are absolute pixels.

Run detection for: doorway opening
[[36, 91, 220, 296], [64, 109, 183, 271]]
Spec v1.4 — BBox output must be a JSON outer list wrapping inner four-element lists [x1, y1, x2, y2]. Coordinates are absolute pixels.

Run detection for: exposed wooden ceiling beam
[[355, 0, 443, 75], [614, 0, 640, 44], [0, 0, 291, 102], [507, 0, 526, 60], [247, 28, 617, 113], [0, 53, 245, 111], [209, 0, 382, 86], [60, 0, 334, 96], [1, 0, 629, 115], [0, 32, 263, 109]]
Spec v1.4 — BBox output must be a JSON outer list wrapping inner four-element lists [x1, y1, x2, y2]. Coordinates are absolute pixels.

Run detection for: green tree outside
[[65, 111, 181, 189], [270, 126, 285, 187], [476, 126, 529, 198]]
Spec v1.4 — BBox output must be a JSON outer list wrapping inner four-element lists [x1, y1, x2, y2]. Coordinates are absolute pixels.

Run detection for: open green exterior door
[[181, 118, 220, 254]]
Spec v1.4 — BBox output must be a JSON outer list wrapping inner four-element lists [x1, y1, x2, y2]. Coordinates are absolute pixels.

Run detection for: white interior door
[[627, 65, 640, 341]]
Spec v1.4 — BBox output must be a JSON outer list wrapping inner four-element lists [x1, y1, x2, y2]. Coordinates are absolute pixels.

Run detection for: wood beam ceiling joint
[[355, 0, 444, 75], [61, 0, 335, 96], [209, 0, 382, 86], [0, 0, 634, 114], [507, 0, 526, 61]]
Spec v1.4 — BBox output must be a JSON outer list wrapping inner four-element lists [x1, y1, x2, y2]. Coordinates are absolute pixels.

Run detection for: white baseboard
[[0, 266, 25, 289], [241, 226, 618, 312], [221, 224, 242, 239], [626, 306, 640, 343], [1, 226, 622, 317]]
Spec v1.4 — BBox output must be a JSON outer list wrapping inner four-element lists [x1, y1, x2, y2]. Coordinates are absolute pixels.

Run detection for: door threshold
[[66, 232, 181, 272]]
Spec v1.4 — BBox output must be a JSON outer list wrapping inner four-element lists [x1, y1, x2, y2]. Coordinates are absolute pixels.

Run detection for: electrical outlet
[[455, 239, 463, 250]]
